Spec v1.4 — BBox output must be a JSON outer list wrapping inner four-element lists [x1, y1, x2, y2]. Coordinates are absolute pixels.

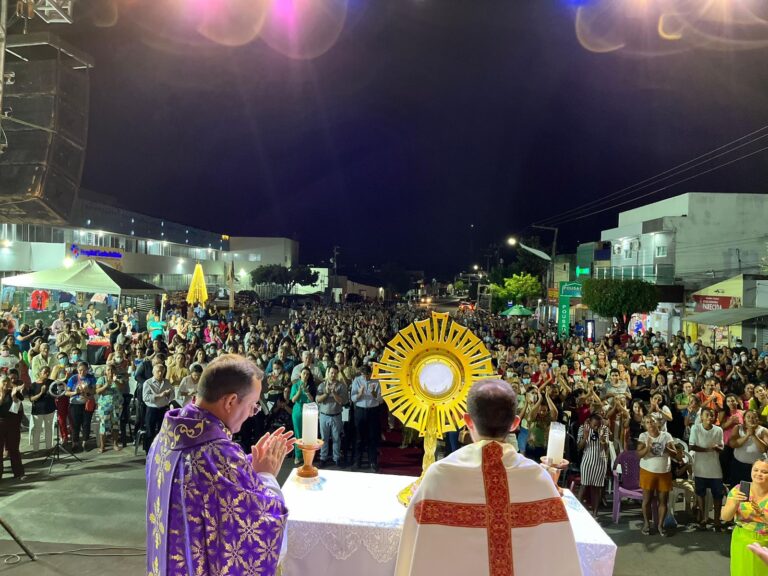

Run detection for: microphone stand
[[43, 388, 83, 474], [0, 516, 36, 561]]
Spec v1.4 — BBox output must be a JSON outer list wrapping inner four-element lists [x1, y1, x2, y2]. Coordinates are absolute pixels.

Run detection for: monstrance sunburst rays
[[372, 311, 494, 504]]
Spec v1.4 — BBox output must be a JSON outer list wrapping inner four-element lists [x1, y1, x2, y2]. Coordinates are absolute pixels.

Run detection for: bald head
[[466, 379, 518, 439]]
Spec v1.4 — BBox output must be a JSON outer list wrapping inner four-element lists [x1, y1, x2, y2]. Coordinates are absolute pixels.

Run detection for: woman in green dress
[[95, 364, 124, 453], [290, 367, 316, 465], [722, 456, 768, 576]]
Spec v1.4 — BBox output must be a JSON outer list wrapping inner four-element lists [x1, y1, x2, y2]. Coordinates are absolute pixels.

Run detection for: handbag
[[85, 397, 96, 412]]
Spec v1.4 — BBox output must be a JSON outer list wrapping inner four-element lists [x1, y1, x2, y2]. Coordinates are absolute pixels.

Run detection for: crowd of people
[[3, 299, 768, 571], [0, 301, 430, 480]]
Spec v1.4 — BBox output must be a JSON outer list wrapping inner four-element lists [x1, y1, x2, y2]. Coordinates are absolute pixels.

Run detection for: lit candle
[[302, 403, 319, 445], [546, 422, 566, 466]]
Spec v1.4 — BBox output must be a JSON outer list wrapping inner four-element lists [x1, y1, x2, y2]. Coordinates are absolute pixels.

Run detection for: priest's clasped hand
[[251, 427, 297, 477]]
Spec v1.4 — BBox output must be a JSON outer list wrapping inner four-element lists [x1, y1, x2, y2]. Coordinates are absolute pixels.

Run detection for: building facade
[[596, 193, 768, 290], [0, 192, 298, 293]]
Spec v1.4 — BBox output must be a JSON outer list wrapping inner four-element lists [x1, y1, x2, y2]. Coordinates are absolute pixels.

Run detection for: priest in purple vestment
[[146, 354, 295, 576]]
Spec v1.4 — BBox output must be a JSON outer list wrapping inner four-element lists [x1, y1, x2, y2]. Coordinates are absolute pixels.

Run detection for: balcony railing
[[592, 263, 674, 284]]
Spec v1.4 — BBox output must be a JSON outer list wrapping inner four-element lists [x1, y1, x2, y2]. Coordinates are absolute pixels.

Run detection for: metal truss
[[34, 0, 73, 24]]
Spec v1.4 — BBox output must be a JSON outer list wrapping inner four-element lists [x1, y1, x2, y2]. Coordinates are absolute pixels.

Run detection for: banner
[[692, 295, 740, 313], [558, 296, 571, 338], [547, 288, 559, 304]]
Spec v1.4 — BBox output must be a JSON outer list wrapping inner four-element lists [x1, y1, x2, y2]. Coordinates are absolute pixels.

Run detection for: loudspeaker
[[0, 45, 89, 225]]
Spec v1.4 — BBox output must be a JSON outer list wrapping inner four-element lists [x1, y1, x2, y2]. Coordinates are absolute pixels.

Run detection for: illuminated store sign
[[70, 244, 123, 260]]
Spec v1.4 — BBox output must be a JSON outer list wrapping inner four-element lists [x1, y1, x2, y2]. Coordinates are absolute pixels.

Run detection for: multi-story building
[[0, 190, 299, 292], [553, 254, 576, 286], [595, 192, 768, 290], [575, 241, 611, 281]]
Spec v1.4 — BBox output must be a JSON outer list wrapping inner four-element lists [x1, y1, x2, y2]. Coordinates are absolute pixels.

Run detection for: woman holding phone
[[722, 457, 768, 576]]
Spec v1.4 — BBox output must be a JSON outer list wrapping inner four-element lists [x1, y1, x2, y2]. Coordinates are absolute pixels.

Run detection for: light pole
[[505, 235, 552, 320], [531, 225, 558, 323]]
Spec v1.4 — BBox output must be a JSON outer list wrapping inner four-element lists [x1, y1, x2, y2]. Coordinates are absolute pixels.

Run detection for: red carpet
[[379, 430, 424, 477]]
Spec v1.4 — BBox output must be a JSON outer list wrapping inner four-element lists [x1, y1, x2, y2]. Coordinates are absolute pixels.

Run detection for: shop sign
[[559, 281, 582, 298], [70, 243, 122, 260], [558, 296, 571, 338], [692, 295, 740, 313], [547, 288, 559, 303]]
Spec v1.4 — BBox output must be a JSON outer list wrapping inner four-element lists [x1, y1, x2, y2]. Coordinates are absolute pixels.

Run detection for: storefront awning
[[684, 307, 768, 326]]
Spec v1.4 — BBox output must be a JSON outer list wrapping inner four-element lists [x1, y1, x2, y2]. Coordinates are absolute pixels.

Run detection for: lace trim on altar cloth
[[286, 522, 402, 563]]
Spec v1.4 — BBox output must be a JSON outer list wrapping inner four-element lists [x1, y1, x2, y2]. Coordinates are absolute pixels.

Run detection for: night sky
[[57, 0, 768, 275]]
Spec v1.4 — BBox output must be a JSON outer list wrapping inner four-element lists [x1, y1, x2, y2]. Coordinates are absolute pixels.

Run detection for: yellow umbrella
[[186, 262, 209, 305]]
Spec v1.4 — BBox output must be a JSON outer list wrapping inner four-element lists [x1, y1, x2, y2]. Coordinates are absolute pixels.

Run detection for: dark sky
[[62, 0, 768, 275]]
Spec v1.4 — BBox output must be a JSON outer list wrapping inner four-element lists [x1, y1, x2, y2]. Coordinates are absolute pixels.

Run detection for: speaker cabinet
[[0, 46, 89, 224]]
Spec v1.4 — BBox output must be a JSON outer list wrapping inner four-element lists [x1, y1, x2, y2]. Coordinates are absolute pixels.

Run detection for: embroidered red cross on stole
[[413, 442, 569, 576]]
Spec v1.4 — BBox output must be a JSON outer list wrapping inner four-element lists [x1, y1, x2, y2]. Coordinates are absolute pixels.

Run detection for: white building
[[597, 192, 768, 290], [0, 192, 299, 293]]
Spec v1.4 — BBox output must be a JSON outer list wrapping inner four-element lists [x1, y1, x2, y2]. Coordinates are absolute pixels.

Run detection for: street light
[[472, 264, 479, 271], [506, 237, 517, 246]]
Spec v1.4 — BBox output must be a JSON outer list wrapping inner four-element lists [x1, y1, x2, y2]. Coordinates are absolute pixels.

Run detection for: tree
[[453, 279, 466, 294], [489, 273, 542, 313], [250, 265, 290, 291], [250, 264, 318, 294], [287, 265, 319, 294], [581, 278, 659, 333]]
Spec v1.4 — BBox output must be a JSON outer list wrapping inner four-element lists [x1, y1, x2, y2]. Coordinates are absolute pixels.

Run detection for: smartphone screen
[[741, 481, 752, 499]]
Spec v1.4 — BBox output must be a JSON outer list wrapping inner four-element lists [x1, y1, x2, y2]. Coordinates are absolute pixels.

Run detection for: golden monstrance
[[372, 311, 494, 505]]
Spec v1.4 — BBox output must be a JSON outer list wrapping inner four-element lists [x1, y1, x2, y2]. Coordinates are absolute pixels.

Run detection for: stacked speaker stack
[[0, 35, 89, 225]]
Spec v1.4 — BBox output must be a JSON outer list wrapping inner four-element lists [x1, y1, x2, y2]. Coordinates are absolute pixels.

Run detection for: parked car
[[458, 301, 475, 312], [269, 293, 324, 307]]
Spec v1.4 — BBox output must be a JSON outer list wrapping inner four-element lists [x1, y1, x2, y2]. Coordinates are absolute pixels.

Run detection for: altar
[[280, 469, 617, 576]]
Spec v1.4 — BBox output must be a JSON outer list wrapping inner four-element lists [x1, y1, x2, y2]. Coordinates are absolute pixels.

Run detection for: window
[[655, 245, 667, 257]]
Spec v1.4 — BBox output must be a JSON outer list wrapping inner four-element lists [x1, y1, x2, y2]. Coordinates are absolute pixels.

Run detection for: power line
[[535, 123, 768, 226], [536, 144, 768, 227]]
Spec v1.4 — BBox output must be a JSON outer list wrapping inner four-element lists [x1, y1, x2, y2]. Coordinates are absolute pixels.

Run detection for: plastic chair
[[612, 450, 644, 523]]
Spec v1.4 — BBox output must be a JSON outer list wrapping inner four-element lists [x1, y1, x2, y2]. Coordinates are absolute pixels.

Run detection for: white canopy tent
[[1, 260, 165, 296]]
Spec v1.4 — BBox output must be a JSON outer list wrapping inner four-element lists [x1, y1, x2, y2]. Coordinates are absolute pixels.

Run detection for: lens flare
[[573, 0, 768, 54], [195, 0, 271, 47], [259, 0, 349, 60], [89, 0, 120, 28]]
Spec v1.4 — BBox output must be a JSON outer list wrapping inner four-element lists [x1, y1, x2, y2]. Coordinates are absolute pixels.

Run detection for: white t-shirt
[[639, 430, 674, 473], [0, 355, 20, 371], [650, 406, 673, 433], [689, 423, 724, 479], [606, 381, 628, 398], [733, 425, 768, 465], [176, 375, 198, 407]]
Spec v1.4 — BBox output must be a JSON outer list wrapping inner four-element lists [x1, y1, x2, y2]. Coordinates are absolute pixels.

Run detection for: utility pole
[[332, 245, 339, 276], [532, 224, 558, 324]]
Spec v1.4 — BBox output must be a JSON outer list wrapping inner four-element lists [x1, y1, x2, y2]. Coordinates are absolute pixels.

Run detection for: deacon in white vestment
[[396, 379, 583, 576]]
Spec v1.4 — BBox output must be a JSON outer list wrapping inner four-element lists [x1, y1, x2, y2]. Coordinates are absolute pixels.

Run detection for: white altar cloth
[[281, 469, 616, 576]]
